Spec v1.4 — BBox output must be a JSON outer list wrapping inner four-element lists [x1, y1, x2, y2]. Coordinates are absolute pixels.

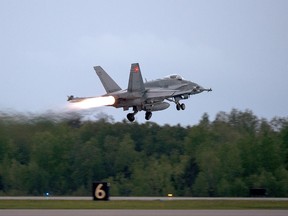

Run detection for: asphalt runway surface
[[1, 197, 287, 216], [0, 210, 288, 216]]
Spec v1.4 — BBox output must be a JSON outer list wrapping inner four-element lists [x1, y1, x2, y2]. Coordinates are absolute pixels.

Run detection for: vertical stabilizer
[[128, 63, 145, 93], [94, 66, 122, 93]]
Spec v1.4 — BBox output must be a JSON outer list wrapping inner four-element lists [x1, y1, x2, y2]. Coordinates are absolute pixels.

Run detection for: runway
[[0, 210, 288, 216], [1, 197, 287, 215]]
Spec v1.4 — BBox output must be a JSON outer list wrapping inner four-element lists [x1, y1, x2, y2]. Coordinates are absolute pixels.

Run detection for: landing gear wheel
[[180, 103, 186, 110], [145, 112, 152, 120], [127, 113, 135, 122], [176, 104, 181, 111]]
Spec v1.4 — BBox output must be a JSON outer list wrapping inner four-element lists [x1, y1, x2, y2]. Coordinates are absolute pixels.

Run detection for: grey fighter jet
[[68, 63, 212, 122]]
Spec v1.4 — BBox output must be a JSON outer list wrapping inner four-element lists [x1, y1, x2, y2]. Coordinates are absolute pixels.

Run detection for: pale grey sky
[[0, 0, 287, 125]]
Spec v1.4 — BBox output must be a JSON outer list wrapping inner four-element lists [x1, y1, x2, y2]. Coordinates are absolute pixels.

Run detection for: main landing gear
[[145, 111, 152, 120], [127, 111, 152, 122], [127, 113, 136, 122], [126, 107, 153, 122], [127, 107, 138, 122]]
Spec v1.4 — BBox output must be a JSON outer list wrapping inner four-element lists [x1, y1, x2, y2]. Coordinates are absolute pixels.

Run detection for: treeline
[[0, 109, 288, 197]]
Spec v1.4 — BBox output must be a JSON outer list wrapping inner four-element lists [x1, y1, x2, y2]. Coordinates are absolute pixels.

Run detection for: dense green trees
[[0, 109, 288, 196]]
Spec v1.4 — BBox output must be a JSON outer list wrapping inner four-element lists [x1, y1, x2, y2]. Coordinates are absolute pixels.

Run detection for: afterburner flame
[[70, 96, 115, 109]]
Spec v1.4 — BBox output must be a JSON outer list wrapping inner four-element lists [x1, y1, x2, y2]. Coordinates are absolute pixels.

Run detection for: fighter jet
[[68, 63, 212, 122]]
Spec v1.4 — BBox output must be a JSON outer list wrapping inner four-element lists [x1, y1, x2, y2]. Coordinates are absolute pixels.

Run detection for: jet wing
[[145, 88, 180, 99], [146, 86, 201, 98]]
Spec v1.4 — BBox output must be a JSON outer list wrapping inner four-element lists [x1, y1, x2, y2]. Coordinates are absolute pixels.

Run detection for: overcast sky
[[1, 0, 287, 126]]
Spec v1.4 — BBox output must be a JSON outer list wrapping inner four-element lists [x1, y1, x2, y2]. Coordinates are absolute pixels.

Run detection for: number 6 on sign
[[95, 183, 106, 199], [92, 182, 109, 201]]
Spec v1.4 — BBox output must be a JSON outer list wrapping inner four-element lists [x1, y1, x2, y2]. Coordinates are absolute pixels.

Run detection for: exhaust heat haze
[[69, 96, 115, 109]]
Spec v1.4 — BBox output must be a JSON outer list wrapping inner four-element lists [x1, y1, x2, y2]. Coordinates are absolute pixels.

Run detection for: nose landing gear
[[176, 103, 185, 111], [167, 97, 186, 111]]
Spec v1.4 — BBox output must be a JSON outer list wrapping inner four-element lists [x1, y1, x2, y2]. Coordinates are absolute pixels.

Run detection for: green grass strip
[[0, 200, 288, 209]]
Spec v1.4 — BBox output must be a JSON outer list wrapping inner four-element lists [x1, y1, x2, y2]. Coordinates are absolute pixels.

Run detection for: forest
[[0, 109, 288, 197]]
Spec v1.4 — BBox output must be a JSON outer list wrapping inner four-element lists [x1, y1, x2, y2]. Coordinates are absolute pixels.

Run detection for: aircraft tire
[[176, 104, 181, 111], [180, 103, 186, 110], [127, 113, 135, 122], [145, 112, 152, 120]]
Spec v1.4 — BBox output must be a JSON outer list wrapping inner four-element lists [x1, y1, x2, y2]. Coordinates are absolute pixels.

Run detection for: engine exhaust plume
[[69, 96, 115, 109]]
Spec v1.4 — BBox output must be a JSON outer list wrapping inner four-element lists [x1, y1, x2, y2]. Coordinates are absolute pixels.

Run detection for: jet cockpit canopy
[[165, 74, 184, 80]]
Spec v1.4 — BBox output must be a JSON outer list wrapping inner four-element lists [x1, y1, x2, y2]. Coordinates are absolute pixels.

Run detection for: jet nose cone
[[193, 85, 212, 93], [200, 87, 212, 92], [199, 86, 209, 93]]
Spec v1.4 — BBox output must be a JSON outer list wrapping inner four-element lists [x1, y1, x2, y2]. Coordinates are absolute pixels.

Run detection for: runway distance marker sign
[[92, 182, 109, 201]]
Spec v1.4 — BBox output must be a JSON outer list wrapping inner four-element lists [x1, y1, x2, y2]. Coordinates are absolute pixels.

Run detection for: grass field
[[0, 199, 288, 209]]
